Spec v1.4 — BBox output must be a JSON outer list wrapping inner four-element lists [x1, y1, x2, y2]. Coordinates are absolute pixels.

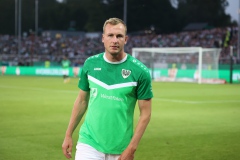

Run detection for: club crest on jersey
[[122, 69, 131, 79], [91, 88, 98, 98]]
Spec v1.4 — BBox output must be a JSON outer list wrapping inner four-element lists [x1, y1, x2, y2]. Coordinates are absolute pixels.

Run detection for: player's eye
[[117, 35, 123, 38]]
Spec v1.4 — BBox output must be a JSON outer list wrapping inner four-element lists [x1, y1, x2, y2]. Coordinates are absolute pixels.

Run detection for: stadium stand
[[0, 26, 239, 67]]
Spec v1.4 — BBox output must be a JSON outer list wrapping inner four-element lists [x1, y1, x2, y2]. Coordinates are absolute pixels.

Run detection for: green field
[[0, 75, 239, 160]]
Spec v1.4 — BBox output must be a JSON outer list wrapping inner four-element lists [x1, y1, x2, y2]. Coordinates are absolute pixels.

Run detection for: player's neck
[[104, 52, 127, 63], [104, 52, 127, 62]]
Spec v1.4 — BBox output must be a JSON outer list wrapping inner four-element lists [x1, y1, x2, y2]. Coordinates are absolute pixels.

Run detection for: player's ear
[[102, 34, 104, 43], [125, 35, 128, 44]]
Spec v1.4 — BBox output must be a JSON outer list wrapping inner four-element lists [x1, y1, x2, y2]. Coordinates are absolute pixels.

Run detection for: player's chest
[[88, 65, 135, 84]]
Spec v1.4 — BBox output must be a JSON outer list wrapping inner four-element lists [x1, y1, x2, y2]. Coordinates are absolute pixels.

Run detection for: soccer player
[[61, 55, 71, 83], [62, 17, 153, 160]]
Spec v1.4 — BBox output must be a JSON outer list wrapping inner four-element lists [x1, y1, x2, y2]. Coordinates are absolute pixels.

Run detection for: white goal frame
[[132, 47, 222, 84]]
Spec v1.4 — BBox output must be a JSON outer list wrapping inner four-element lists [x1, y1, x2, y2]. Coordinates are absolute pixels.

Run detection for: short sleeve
[[78, 65, 90, 91], [136, 71, 153, 100]]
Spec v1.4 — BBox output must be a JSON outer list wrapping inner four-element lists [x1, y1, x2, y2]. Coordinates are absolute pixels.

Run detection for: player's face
[[102, 23, 128, 57]]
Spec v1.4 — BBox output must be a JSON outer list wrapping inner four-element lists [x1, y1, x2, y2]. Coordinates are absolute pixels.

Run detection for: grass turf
[[0, 75, 239, 160]]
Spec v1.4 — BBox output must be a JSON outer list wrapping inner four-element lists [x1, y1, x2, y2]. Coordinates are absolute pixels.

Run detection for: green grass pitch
[[0, 75, 240, 160]]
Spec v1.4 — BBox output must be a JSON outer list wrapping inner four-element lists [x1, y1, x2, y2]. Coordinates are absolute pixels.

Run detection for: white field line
[[1, 85, 239, 104], [0, 85, 77, 94], [154, 97, 240, 104]]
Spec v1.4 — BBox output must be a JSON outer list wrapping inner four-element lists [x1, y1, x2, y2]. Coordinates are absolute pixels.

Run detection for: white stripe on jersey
[[88, 75, 137, 90]]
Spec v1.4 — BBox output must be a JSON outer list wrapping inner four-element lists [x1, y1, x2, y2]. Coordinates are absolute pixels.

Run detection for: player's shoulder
[[85, 53, 104, 63], [127, 54, 150, 74]]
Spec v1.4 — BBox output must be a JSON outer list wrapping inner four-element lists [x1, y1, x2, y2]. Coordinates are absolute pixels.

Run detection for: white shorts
[[75, 143, 120, 160], [62, 69, 69, 76]]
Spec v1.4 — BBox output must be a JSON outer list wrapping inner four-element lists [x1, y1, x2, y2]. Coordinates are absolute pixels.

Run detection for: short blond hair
[[103, 18, 127, 34]]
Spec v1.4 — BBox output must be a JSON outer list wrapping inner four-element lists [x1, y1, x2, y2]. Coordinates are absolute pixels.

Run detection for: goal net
[[132, 47, 225, 84]]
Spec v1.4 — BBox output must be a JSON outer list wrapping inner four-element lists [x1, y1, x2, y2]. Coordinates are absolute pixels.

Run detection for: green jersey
[[78, 53, 153, 154], [61, 59, 70, 68]]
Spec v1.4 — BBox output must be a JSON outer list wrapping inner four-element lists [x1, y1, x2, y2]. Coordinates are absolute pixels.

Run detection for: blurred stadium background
[[0, 0, 240, 160], [0, 0, 240, 83]]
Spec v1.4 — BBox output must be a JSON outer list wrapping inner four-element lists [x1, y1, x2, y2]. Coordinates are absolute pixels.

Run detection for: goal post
[[132, 47, 224, 84]]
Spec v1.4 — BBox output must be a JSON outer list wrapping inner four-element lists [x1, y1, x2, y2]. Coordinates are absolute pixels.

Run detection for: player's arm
[[62, 89, 89, 159], [119, 98, 152, 160]]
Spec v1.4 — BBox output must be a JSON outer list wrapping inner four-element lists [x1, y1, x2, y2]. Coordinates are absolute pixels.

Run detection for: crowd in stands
[[0, 26, 239, 67]]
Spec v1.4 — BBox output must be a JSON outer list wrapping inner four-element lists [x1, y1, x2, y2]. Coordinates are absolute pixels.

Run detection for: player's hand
[[118, 147, 135, 160], [62, 136, 73, 159]]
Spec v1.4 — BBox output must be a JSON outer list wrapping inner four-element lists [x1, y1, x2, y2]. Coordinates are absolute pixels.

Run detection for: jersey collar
[[103, 52, 128, 64]]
